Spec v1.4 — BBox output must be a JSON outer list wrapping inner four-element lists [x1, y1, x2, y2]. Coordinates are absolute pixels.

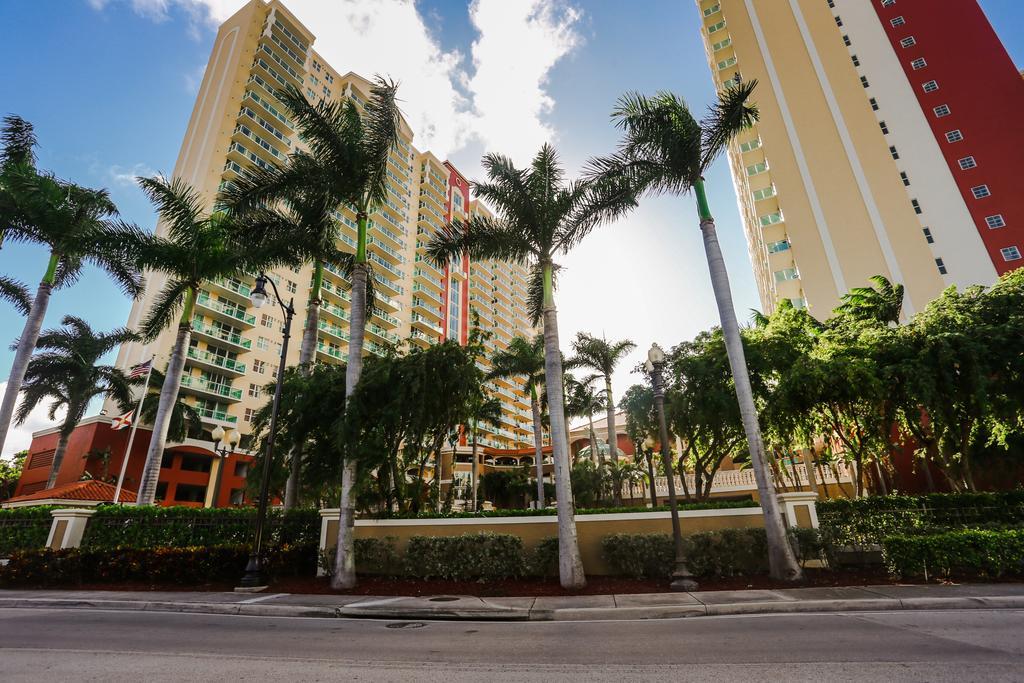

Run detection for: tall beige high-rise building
[[111, 0, 538, 476], [695, 0, 1019, 317]]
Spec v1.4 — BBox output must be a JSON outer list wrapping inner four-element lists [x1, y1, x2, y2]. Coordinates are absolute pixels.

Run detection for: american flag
[[111, 410, 134, 431], [129, 359, 152, 380]]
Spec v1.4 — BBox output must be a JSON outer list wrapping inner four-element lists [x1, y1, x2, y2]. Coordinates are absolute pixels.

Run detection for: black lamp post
[[645, 343, 698, 592], [210, 425, 240, 509], [239, 272, 295, 588]]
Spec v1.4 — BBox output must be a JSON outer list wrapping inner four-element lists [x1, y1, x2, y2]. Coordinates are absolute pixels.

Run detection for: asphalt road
[[1, 608, 1022, 681]]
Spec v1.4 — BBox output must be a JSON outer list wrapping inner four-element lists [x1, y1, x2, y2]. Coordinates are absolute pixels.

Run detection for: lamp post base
[[239, 554, 266, 589], [670, 563, 699, 592]]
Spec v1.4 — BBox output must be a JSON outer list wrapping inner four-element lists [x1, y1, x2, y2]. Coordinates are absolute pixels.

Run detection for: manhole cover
[[386, 622, 426, 629], [428, 596, 460, 602]]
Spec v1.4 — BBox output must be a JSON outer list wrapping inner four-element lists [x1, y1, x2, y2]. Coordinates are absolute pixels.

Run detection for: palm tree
[[15, 316, 138, 488], [227, 78, 401, 588], [835, 275, 905, 326], [488, 335, 548, 507], [223, 159, 362, 510], [563, 374, 606, 465], [591, 80, 803, 581], [130, 176, 288, 506], [427, 144, 635, 588], [0, 276, 31, 315], [567, 333, 635, 502], [0, 116, 144, 460], [137, 367, 203, 443]]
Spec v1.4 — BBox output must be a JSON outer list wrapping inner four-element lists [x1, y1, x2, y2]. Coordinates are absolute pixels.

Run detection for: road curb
[[2, 595, 1023, 621]]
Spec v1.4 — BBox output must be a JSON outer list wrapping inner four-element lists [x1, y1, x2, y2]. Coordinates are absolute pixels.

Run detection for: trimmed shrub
[[601, 533, 674, 579], [817, 492, 1024, 548], [685, 528, 770, 577], [882, 529, 1024, 579], [356, 537, 401, 577], [404, 533, 524, 581], [0, 506, 59, 555], [81, 506, 320, 549], [0, 543, 316, 587], [528, 537, 560, 578]]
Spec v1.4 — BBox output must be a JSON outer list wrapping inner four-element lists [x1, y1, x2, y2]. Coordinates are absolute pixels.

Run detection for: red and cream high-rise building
[[696, 0, 1023, 316]]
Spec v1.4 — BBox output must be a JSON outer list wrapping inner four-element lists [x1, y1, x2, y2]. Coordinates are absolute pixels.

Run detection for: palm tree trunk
[[46, 427, 74, 489], [470, 420, 479, 511], [604, 378, 621, 505], [587, 412, 599, 465], [530, 386, 545, 508], [137, 316, 192, 505], [645, 450, 658, 507], [333, 254, 367, 590], [0, 259, 57, 457], [695, 181, 802, 582], [540, 262, 585, 589], [284, 270, 322, 510]]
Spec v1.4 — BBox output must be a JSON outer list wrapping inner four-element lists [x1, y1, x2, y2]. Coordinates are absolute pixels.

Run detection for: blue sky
[[1, 0, 1022, 455]]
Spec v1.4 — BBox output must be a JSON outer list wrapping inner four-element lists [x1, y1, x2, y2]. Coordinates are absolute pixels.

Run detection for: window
[[244, 408, 256, 422], [774, 268, 799, 283], [835, 16, 843, 27], [712, 38, 732, 51], [260, 313, 276, 328], [912, 199, 922, 214], [945, 129, 963, 143], [852, 54, 860, 67], [707, 20, 726, 34], [179, 454, 212, 473], [253, 360, 266, 375], [759, 211, 784, 226], [1000, 246, 1021, 262], [900, 36, 916, 48], [958, 156, 977, 170], [230, 489, 245, 506], [922, 227, 934, 244], [922, 80, 939, 93], [766, 239, 790, 253], [248, 382, 261, 397], [155, 482, 168, 502], [718, 56, 737, 70], [869, 97, 879, 111], [739, 138, 762, 152], [843, 35, 851, 47], [256, 336, 269, 351], [173, 484, 208, 503], [752, 186, 776, 200], [985, 215, 1006, 229], [703, 3, 720, 16], [890, 145, 899, 160], [790, 297, 808, 309], [890, 16, 905, 27], [161, 451, 175, 469], [936, 258, 947, 274], [827, 0, 835, 8], [900, 171, 910, 186], [746, 161, 768, 176], [971, 185, 991, 199], [933, 104, 951, 117], [882, 0, 896, 6], [860, 76, 870, 88], [911, 57, 927, 70], [234, 461, 249, 477], [286, 279, 297, 294], [880, 121, 889, 134]]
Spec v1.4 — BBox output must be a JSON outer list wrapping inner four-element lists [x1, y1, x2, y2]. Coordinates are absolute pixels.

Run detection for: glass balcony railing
[[196, 406, 238, 424], [191, 320, 252, 349], [185, 347, 246, 374], [180, 375, 243, 401], [196, 292, 256, 325]]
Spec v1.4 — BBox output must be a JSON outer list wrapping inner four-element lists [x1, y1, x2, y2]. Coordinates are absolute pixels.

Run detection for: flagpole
[[113, 357, 154, 504]]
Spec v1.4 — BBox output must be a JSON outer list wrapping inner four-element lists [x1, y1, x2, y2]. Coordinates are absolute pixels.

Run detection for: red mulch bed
[[49, 568, 1005, 596]]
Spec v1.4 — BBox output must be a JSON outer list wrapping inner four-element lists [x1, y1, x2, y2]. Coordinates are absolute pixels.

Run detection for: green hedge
[[817, 492, 1024, 547], [0, 544, 316, 587], [384, 499, 756, 520], [0, 506, 59, 555], [81, 506, 320, 549], [601, 528, 823, 579], [883, 529, 1024, 579], [404, 533, 525, 581]]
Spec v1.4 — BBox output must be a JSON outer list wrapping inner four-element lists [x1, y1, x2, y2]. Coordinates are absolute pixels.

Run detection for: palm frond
[[137, 175, 205, 239], [141, 279, 192, 340], [360, 76, 402, 210], [525, 260, 560, 325], [426, 215, 536, 268], [1, 115, 37, 168], [700, 79, 759, 172], [0, 275, 32, 315]]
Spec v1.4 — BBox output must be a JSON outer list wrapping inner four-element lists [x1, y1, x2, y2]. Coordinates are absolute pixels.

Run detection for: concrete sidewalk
[[2, 584, 1023, 621]]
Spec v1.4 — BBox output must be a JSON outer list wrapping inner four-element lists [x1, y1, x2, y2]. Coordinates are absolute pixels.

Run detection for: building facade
[[106, 0, 539, 496], [696, 0, 1023, 316]]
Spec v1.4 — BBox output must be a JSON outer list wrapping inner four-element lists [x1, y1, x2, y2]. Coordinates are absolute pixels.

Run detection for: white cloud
[[107, 163, 157, 187], [0, 382, 64, 459], [466, 0, 581, 165], [85, 0, 582, 163]]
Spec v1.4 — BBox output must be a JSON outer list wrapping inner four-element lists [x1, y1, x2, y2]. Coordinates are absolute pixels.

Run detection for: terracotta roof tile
[[5, 480, 136, 504]]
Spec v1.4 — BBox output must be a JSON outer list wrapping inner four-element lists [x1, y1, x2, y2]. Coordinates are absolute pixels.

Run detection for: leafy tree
[[487, 334, 548, 506], [0, 450, 27, 501], [567, 333, 635, 499], [564, 373, 606, 465], [619, 383, 658, 507], [130, 176, 288, 506], [15, 316, 137, 488], [592, 80, 803, 580], [137, 367, 202, 444], [427, 145, 635, 588], [0, 115, 144, 460]]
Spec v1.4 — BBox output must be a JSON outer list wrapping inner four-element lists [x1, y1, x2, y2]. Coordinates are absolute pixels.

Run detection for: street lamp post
[[239, 272, 295, 588], [210, 425, 240, 509], [645, 343, 698, 592]]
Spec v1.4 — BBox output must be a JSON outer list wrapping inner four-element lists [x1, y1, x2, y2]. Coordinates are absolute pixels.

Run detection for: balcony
[[191, 320, 252, 350], [411, 312, 443, 335], [185, 347, 246, 376], [196, 405, 238, 425], [316, 341, 344, 362], [412, 283, 442, 305], [318, 320, 349, 342], [410, 328, 439, 347], [320, 301, 349, 324], [196, 292, 256, 327], [413, 267, 444, 291], [411, 297, 442, 320], [367, 322, 400, 345], [180, 375, 243, 402]]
